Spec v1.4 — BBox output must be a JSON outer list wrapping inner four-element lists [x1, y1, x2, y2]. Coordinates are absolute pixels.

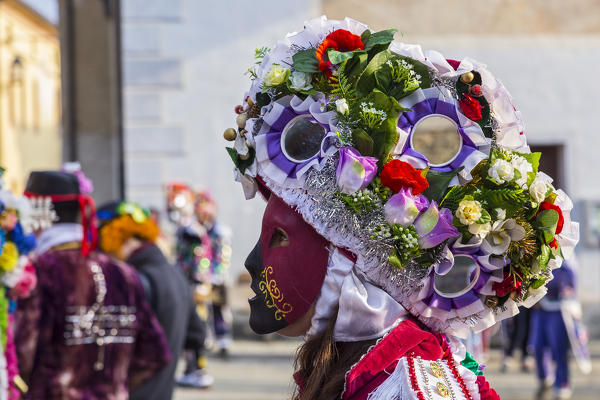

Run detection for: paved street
[[174, 339, 600, 400]]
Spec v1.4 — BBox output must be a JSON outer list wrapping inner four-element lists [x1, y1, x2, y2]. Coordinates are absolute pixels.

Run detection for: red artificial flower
[[380, 159, 429, 195], [538, 201, 564, 235], [492, 273, 522, 298], [315, 29, 364, 77], [459, 94, 483, 121]]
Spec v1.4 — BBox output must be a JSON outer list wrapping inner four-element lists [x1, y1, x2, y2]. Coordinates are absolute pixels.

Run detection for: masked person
[[224, 17, 579, 400], [16, 170, 171, 399], [194, 190, 233, 358], [96, 201, 206, 400], [167, 183, 214, 388]]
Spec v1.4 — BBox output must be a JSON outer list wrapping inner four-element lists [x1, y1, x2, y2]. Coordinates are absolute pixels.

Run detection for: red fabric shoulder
[[342, 318, 443, 400]]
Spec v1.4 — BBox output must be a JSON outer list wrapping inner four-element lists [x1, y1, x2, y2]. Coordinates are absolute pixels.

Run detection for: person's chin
[[248, 296, 287, 334]]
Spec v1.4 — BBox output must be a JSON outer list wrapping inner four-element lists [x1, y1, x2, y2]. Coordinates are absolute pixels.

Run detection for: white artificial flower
[[336, 99, 349, 115], [482, 218, 526, 255], [289, 70, 313, 91], [488, 158, 514, 184], [529, 177, 548, 203], [495, 208, 506, 220], [263, 64, 290, 87], [510, 155, 533, 187], [468, 222, 491, 237], [455, 199, 483, 226]]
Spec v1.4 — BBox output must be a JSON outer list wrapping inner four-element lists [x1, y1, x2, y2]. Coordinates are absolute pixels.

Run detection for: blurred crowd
[[0, 163, 232, 399], [467, 260, 590, 400]]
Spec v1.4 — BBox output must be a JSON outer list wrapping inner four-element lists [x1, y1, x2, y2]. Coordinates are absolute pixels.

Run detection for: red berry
[[234, 105, 244, 114], [470, 84, 483, 97]]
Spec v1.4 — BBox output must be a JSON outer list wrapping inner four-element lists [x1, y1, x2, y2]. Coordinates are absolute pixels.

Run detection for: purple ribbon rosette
[[254, 95, 339, 188], [393, 87, 490, 182], [408, 239, 506, 331]]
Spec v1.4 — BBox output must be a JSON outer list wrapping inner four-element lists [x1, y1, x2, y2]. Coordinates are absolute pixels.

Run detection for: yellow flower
[[0, 242, 19, 272], [263, 64, 290, 87], [455, 199, 483, 226]]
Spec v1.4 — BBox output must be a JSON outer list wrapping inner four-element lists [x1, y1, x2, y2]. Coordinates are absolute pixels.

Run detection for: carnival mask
[[245, 194, 330, 334]]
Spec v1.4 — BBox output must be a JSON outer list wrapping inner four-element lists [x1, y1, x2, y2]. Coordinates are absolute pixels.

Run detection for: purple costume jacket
[[15, 248, 171, 399]]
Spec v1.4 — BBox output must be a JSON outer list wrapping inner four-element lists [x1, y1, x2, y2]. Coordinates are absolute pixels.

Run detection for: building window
[[529, 144, 564, 190]]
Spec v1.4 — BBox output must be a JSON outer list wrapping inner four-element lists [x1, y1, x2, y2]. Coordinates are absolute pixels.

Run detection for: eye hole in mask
[[269, 227, 290, 248]]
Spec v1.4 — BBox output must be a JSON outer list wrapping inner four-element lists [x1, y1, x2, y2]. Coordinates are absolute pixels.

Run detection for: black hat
[[25, 171, 81, 223], [25, 171, 80, 196]]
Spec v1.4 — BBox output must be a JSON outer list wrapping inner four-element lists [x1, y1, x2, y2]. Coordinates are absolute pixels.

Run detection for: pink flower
[[10, 263, 37, 299], [384, 188, 428, 226], [336, 147, 378, 194], [414, 202, 459, 249]]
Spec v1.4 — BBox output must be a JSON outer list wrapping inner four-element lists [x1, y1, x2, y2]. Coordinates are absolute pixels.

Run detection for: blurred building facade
[[0, 0, 61, 193], [121, 0, 320, 275]]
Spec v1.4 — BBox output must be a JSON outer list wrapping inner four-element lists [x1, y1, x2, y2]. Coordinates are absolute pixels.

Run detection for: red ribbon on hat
[[24, 191, 98, 257]]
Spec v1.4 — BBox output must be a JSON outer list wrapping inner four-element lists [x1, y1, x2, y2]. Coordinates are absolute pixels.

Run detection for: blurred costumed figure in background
[[16, 165, 171, 399], [0, 167, 37, 400], [500, 306, 532, 372], [194, 189, 233, 358], [531, 259, 590, 400], [97, 201, 206, 400], [166, 183, 214, 389]]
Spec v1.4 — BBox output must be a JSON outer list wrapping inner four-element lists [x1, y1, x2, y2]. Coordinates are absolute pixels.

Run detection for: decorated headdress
[[165, 182, 195, 224], [24, 170, 98, 257], [0, 168, 36, 304], [97, 201, 159, 257], [225, 17, 579, 336]]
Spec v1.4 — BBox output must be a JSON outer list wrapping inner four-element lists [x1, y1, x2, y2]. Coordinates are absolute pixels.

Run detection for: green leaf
[[352, 128, 374, 156], [292, 49, 320, 73], [328, 49, 365, 65], [422, 168, 462, 202], [440, 185, 473, 210], [364, 29, 397, 51], [344, 52, 369, 83], [537, 209, 559, 231], [476, 209, 491, 224], [358, 52, 432, 100], [536, 209, 559, 243], [481, 188, 528, 216], [225, 147, 255, 174], [537, 244, 551, 271], [388, 251, 403, 269], [356, 50, 393, 98], [360, 29, 372, 45], [530, 278, 546, 289], [361, 90, 403, 163]]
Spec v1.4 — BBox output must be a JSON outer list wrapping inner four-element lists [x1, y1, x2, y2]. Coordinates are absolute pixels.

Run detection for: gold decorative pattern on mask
[[259, 266, 293, 320]]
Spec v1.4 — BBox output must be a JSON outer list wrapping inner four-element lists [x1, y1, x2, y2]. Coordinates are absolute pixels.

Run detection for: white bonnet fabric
[[308, 248, 408, 341]]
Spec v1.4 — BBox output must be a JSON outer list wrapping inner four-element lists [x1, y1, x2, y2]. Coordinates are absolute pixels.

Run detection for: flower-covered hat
[[97, 201, 159, 257], [225, 17, 579, 336], [0, 169, 37, 296]]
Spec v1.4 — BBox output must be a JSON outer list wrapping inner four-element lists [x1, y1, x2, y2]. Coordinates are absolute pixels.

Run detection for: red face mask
[[245, 194, 330, 334]]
